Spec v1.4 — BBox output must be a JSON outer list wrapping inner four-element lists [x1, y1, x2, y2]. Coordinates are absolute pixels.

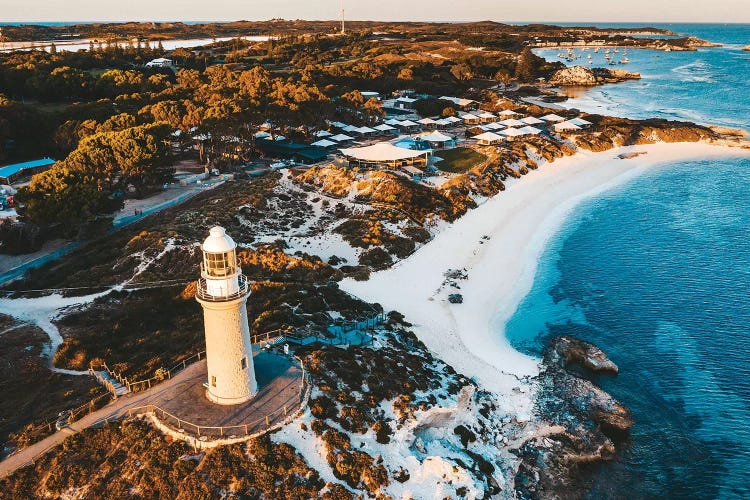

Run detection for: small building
[[498, 109, 521, 117], [520, 116, 545, 126], [360, 91, 381, 100], [460, 113, 481, 126], [328, 133, 356, 145], [314, 130, 333, 138], [473, 131, 504, 146], [439, 96, 479, 111], [374, 124, 398, 135], [0, 158, 56, 184], [568, 117, 593, 129], [418, 131, 455, 149], [541, 113, 567, 123], [339, 142, 430, 169], [311, 139, 338, 149], [517, 126, 543, 136], [499, 118, 525, 128], [477, 111, 497, 123], [418, 117, 438, 129], [500, 128, 525, 140], [553, 121, 582, 133], [395, 120, 421, 133], [402, 165, 425, 181], [395, 96, 418, 109], [145, 57, 174, 68]]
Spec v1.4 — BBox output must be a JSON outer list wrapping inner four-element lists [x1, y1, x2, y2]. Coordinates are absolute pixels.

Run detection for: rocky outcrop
[[548, 336, 619, 374], [513, 337, 632, 499], [550, 65, 640, 86], [743, 45, 750, 52]]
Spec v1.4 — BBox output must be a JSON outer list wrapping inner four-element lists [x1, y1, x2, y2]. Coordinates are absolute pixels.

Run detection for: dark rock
[[448, 293, 463, 304], [548, 336, 619, 375]]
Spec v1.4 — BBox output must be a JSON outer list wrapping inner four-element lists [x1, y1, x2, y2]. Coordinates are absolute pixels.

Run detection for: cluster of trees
[[15, 123, 172, 232]]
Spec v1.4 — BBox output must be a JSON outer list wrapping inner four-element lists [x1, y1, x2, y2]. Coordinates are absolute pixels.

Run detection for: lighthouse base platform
[[145, 350, 303, 440]]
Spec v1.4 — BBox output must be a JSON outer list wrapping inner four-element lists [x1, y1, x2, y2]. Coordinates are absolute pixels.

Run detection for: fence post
[[147, 379, 151, 389], [245, 424, 248, 435], [265, 415, 270, 427]]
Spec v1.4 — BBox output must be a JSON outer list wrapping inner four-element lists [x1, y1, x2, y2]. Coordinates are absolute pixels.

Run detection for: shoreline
[[341, 141, 750, 408]]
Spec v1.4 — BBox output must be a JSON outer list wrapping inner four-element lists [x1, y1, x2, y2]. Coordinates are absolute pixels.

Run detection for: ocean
[[511, 25, 750, 497]]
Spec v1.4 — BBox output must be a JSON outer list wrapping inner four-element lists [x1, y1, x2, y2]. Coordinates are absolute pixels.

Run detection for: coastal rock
[[514, 337, 633, 499], [549, 65, 640, 86], [744, 45, 750, 52], [548, 336, 619, 374]]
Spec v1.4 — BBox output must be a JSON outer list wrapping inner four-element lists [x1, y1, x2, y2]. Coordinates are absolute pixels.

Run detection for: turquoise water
[[512, 24, 750, 498], [535, 24, 750, 132]]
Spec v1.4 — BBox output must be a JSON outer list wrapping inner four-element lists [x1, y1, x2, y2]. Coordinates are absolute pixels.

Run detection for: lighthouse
[[195, 226, 258, 405]]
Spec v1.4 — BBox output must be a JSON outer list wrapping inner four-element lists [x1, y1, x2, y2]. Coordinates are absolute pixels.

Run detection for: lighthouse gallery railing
[[195, 273, 250, 301]]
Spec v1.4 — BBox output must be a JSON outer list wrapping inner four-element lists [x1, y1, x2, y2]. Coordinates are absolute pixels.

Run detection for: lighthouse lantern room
[[196, 226, 258, 405]]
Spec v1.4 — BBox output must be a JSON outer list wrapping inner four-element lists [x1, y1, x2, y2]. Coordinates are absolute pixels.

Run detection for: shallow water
[[513, 24, 750, 498]]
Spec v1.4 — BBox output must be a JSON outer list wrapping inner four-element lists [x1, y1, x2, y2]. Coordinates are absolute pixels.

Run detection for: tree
[[450, 63, 473, 81], [515, 46, 546, 83]]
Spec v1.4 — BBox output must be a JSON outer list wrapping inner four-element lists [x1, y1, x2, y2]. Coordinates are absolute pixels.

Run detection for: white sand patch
[[342, 142, 750, 397]]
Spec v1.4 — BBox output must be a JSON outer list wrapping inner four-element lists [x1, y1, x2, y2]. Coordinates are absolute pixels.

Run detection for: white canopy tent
[[517, 126, 542, 135], [311, 139, 338, 148]]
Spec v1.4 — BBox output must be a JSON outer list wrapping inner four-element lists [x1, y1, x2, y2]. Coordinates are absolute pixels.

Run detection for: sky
[[1, 0, 749, 24]]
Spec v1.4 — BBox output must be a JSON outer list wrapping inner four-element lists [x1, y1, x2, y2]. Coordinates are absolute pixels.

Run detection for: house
[[473, 132, 504, 145], [145, 57, 174, 68], [374, 124, 398, 135], [498, 109, 521, 117], [328, 133, 356, 145], [477, 111, 497, 123], [395, 120, 421, 133], [418, 117, 438, 129], [553, 121, 582, 132], [568, 117, 593, 129], [0, 158, 56, 184], [395, 96, 418, 109], [439, 96, 479, 111], [520, 116, 545, 126], [339, 142, 430, 169], [314, 130, 333, 138], [541, 113, 566, 123], [499, 128, 525, 140], [499, 118, 525, 128], [460, 113, 481, 126], [517, 126, 543, 136], [310, 139, 338, 148], [418, 131, 455, 149], [360, 91, 381, 100]]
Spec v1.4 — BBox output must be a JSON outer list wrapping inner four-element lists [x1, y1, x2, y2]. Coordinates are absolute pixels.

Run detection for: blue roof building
[[0, 158, 56, 184]]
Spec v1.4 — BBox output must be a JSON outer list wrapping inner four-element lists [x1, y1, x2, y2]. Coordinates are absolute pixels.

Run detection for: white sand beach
[[341, 142, 750, 406]]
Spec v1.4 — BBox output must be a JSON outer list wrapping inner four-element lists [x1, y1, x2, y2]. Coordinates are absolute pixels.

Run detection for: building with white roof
[[517, 126, 542, 136], [374, 123, 397, 135], [328, 133, 355, 143], [498, 109, 520, 117], [500, 128, 525, 139], [419, 131, 455, 149], [541, 113, 566, 123], [477, 111, 497, 123], [499, 118, 526, 128], [568, 117, 593, 128], [439, 96, 479, 110], [311, 139, 338, 148], [145, 57, 174, 68], [473, 131, 504, 145], [339, 142, 430, 169], [460, 113, 481, 125], [553, 121, 582, 132], [520, 116, 545, 125]]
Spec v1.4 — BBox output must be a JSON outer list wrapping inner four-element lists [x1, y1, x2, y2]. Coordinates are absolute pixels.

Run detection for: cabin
[[339, 142, 430, 169]]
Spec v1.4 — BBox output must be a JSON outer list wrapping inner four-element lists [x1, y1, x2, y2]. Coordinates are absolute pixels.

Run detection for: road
[[0, 182, 218, 286]]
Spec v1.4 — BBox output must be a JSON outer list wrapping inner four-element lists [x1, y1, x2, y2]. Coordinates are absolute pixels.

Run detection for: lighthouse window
[[204, 250, 236, 278], [241, 357, 247, 370], [211, 376, 216, 387]]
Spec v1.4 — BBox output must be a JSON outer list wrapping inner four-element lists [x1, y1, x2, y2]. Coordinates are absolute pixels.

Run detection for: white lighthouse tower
[[195, 226, 258, 405]]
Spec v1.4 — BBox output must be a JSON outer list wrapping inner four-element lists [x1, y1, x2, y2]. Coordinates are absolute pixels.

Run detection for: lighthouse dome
[[202, 226, 236, 253]]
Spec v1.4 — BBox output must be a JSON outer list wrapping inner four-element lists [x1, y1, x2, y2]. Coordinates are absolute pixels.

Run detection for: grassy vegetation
[[0, 420, 350, 499], [434, 147, 487, 173], [0, 315, 101, 452]]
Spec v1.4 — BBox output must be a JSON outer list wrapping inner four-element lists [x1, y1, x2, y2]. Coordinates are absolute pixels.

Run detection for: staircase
[[90, 369, 129, 397]]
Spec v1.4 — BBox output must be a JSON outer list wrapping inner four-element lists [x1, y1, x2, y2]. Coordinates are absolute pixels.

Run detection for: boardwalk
[[0, 351, 303, 479]]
